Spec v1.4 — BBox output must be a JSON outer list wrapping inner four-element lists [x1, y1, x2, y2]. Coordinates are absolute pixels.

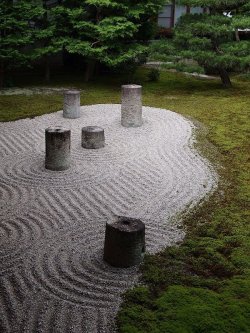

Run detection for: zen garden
[[0, 1, 249, 332]]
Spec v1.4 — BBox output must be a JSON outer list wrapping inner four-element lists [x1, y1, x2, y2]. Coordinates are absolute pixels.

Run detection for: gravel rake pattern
[[0, 104, 217, 332]]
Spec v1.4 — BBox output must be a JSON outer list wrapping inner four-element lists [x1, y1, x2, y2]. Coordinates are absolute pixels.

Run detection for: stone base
[[103, 216, 145, 268], [82, 126, 105, 149]]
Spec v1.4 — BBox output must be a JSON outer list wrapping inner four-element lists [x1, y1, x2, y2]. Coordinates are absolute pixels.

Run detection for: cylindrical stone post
[[121, 84, 142, 127], [81, 126, 105, 149], [103, 216, 145, 268], [63, 90, 80, 119], [45, 127, 71, 171]]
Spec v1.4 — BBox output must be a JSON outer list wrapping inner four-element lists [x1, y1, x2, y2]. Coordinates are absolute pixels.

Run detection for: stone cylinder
[[103, 216, 145, 268], [81, 126, 105, 149], [45, 127, 71, 171], [63, 90, 80, 119], [121, 84, 142, 127]]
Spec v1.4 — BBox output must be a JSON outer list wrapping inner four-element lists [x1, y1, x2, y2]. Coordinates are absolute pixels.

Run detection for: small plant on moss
[[147, 68, 160, 82], [162, 62, 204, 74]]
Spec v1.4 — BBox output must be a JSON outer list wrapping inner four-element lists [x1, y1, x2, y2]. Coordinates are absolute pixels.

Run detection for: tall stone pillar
[[121, 85, 142, 127], [63, 90, 81, 119]]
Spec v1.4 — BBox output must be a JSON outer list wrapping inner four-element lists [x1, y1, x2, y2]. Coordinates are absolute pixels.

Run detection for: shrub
[[147, 68, 160, 82]]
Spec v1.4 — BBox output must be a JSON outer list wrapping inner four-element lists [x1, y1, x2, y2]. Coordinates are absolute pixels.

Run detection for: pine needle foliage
[[0, 0, 44, 86], [33, 1, 63, 82], [52, 0, 165, 81], [174, 0, 250, 87]]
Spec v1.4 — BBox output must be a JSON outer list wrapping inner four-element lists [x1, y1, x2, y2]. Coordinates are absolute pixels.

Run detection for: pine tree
[[52, 0, 165, 82], [0, 0, 44, 87], [174, 0, 250, 87]]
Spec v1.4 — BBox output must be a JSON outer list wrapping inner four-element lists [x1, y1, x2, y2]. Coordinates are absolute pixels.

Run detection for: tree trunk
[[235, 29, 240, 42], [0, 61, 4, 88], [94, 62, 100, 76], [45, 55, 50, 83], [84, 60, 96, 83], [218, 68, 232, 88]]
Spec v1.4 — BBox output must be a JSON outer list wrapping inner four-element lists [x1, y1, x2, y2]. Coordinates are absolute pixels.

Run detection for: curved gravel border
[[0, 87, 80, 96], [0, 104, 217, 332]]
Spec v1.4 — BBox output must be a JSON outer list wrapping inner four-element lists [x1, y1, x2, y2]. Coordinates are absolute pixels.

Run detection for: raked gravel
[[0, 104, 217, 333]]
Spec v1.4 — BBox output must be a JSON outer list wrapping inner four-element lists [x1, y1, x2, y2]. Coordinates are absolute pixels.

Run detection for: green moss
[[0, 94, 63, 122], [118, 70, 249, 332], [119, 285, 250, 333], [0, 68, 249, 332]]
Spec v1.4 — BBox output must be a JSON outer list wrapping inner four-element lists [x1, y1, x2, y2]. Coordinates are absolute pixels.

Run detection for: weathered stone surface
[[81, 126, 105, 149], [63, 90, 80, 119], [103, 216, 145, 268], [45, 127, 71, 171], [121, 85, 142, 127]]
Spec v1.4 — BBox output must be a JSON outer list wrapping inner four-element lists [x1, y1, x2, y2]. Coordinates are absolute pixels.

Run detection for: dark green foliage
[[148, 39, 176, 62], [179, 0, 249, 11], [52, 0, 166, 80], [33, 1, 63, 82], [0, 0, 166, 84], [0, 0, 44, 86], [148, 39, 205, 74], [173, 0, 250, 87], [163, 61, 205, 74]]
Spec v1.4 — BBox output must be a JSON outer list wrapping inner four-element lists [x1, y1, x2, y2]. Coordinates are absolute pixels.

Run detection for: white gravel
[[0, 104, 217, 333]]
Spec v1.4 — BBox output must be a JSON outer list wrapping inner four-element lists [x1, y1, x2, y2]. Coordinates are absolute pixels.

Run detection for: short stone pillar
[[63, 90, 80, 119], [81, 126, 105, 149], [103, 217, 145, 268], [45, 127, 71, 171], [121, 84, 142, 127]]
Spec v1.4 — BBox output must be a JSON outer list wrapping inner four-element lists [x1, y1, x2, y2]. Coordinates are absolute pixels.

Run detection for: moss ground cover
[[0, 69, 249, 332]]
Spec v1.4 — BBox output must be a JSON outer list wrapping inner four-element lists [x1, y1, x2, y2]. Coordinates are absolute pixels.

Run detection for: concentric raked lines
[[24, 227, 138, 308], [0, 209, 63, 275], [0, 182, 36, 217], [0, 104, 217, 332]]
